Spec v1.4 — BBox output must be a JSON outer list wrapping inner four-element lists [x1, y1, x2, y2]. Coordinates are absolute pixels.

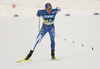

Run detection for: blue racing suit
[[32, 8, 61, 51]]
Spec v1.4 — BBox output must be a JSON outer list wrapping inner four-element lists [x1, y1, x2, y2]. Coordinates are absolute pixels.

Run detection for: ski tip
[[17, 59, 32, 63]]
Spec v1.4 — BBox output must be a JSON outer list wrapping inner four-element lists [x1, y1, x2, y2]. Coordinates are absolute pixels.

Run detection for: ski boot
[[51, 50, 56, 59], [25, 50, 34, 60]]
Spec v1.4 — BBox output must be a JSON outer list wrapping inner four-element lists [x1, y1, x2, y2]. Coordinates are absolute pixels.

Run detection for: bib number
[[47, 19, 52, 22]]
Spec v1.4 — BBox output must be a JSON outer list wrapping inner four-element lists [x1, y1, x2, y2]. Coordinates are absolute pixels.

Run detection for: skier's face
[[46, 7, 52, 14]]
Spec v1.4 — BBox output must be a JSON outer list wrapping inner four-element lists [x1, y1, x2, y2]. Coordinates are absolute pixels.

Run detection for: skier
[[25, 3, 61, 60]]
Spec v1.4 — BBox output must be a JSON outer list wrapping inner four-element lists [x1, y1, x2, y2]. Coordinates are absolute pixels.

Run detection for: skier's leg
[[49, 28, 55, 51], [25, 27, 47, 60], [32, 32, 46, 51], [49, 27, 55, 59]]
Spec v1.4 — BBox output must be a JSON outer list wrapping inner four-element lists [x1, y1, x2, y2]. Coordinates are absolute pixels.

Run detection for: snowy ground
[[0, 0, 100, 69]]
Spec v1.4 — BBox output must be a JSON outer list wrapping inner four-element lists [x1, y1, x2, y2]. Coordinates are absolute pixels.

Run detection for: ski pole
[[38, 16, 40, 32]]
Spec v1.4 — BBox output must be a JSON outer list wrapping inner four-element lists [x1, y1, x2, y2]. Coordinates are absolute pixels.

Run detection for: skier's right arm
[[36, 10, 41, 17]]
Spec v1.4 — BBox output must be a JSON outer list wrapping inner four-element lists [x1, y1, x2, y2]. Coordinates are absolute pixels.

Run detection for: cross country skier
[[25, 3, 61, 60]]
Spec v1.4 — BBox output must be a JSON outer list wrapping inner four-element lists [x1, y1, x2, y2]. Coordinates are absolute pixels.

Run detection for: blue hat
[[45, 3, 52, 9]]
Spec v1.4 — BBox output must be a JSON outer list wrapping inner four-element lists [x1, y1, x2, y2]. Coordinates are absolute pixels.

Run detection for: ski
[[17, 59, 32, 63], [50, 58, 59, 61]]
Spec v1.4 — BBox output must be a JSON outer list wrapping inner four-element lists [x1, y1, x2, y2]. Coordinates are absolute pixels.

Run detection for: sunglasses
[[47, 8, 52, 10]]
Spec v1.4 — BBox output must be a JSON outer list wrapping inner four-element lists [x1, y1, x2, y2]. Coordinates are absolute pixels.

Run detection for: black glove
[[36, 14, 41, 17]]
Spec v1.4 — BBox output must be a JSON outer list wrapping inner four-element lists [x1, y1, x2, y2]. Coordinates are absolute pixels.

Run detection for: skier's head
[[45, 3, 52, 9], [45, 3, 52, 13]]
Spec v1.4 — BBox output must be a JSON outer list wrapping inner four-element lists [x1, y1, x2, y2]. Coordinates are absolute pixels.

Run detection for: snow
[[0, 0, 100, 69]]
